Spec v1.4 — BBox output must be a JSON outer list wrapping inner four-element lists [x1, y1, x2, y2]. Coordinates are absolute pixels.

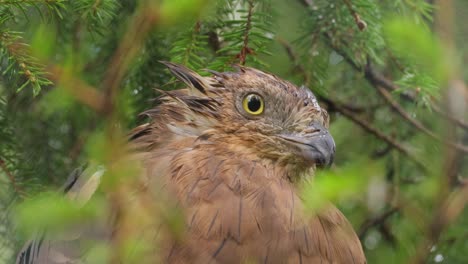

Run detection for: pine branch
[[71, 0, 119, 34], [318, 24, 468, 132], [0, 0, 65, 18], [364, 62, 468, 131], [210, 0, 274, 70], [0, 158, 27, 198], [170, 21, 208, 69], [279, 39, 427, 171], [342, 0, 367, 31], [277, 37, 311, 85], [375, 82, 468, 153], [323, 96, 427, 171], [325, 32, 468, 155], [0, 30, 52, 95], [300, 0, 468, 133], [299, 0, 384, 66], [239, 0, 254, 65], [183, 21, 201, 66]]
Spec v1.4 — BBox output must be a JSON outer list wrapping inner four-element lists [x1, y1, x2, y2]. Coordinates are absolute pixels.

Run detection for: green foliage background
[[0, 0, 467, 263]]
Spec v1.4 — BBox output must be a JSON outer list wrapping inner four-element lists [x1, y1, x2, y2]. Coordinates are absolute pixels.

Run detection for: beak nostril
[[303, 127, 321, 134], [305, 122, 327, 134]]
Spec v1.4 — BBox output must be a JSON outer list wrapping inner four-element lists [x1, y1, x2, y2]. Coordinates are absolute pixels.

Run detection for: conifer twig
[[363, 61, 468, 131], [374, 81, 468, 153], [182, 21, 201, 66], [0, 31, 52, 95], [329, 37, 468, 155], [298, 0, 468, 131], [322, 97, 427, 171], [0, 158, 27, 198], [342, 0, 367, 31], [238, 0, 254, 65]]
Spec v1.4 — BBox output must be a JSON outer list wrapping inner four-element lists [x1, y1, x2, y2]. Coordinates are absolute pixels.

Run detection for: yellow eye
[[242, 93, 264, 115]]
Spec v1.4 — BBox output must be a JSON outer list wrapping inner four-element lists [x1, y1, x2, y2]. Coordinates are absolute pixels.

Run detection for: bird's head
[[154, 63, 335, 179]]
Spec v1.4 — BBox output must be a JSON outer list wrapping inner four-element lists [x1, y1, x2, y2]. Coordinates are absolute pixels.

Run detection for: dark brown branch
[[207, 31, 221, 52], [358, 207, 399, 239], [313, 10, 468, 131], [299, 0, 315, 7], [378, 223, 397, 245]]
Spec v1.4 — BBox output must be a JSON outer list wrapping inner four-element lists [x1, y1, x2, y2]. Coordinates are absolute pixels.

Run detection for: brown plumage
[[17, 63, 365, 264]]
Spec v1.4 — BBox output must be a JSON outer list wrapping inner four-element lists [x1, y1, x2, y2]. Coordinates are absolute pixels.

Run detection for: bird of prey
[[17, 63, 366, 263]]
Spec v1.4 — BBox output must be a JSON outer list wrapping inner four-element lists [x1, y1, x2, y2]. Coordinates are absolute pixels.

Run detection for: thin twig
[[358, 207, 399, 239], [324, 97, 427, 171], [363, 61, 468, 131], [374, 82, 468, 153], [277, 37, 311, 86], [329, 33, 468, 131], [239, 0, 254, 65], [182, 21, 201, 66]]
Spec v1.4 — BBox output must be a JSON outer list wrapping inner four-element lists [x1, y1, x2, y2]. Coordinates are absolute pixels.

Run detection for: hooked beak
[[280, 122, 335, 168]]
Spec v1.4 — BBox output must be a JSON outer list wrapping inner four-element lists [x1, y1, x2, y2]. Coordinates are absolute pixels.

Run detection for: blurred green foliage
[[14, 192, 105, 236], [0, 0, 467, 263], [383, 18, 447, 85]]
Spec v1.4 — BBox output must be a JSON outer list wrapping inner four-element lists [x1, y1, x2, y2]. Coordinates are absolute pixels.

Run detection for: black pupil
[[248, 95, 261, 112]]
